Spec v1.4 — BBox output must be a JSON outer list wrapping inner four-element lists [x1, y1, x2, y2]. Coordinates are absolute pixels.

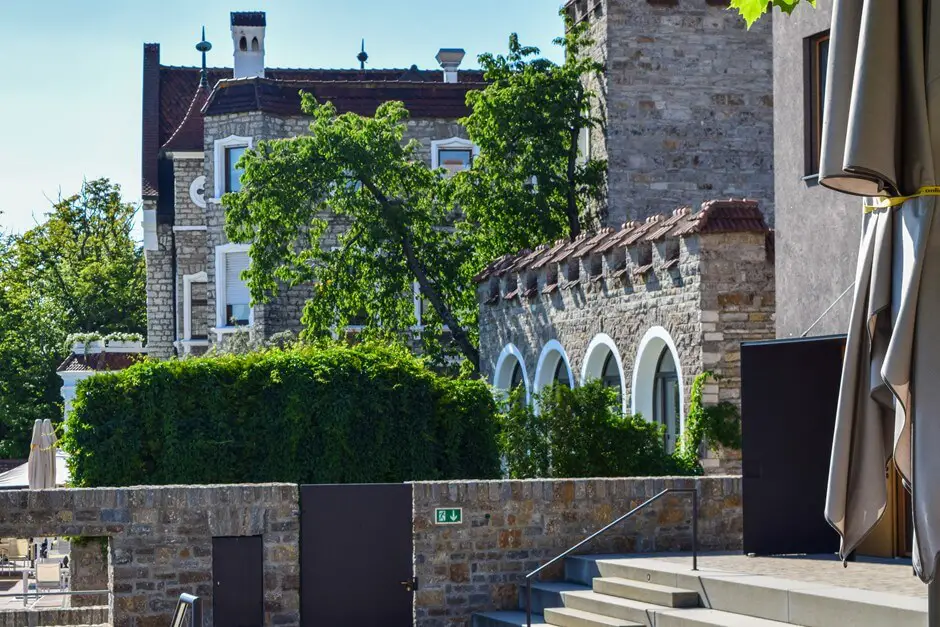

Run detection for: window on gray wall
[[804, 30, 830, 177], [225, 146, 247, 193]]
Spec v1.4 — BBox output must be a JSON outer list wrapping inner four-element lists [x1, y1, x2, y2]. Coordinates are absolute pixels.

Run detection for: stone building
[[141, 11, 484, 359], [565, 0, 775, 226], [475, 199, 774, 471]]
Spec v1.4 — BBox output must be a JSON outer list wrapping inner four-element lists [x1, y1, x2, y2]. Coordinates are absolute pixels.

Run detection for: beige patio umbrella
[[40, 419, 58, 489], [822, 0, 940, 608], [26, 420, 42, 490]]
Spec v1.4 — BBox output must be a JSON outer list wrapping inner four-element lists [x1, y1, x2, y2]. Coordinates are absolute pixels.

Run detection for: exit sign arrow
[[434, 507, 462, 525]]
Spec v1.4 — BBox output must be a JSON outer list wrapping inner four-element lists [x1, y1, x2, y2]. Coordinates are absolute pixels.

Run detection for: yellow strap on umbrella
[[864, 186, 940, 213]]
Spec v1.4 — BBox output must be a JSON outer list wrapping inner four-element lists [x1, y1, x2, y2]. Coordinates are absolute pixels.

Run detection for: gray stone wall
[[411, 475, 742, 626], [773, 0, 859, 338], [569, 0, 774, 226], [0, 484, 300, 627], [478, 226, 774, 472], [144, 214, 175, 360], [69, 539, 109, 607], [0, 606, 108, 627]]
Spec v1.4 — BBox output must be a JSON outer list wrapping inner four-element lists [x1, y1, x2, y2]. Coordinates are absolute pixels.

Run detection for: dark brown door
[[740, 336, 844, 555], [212, 536, 264, 627], [300, 484, 413, 626]]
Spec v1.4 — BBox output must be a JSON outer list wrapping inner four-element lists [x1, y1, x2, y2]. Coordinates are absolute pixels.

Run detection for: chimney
[[435, 48, 465, 83], [231, 12, 266, 79]]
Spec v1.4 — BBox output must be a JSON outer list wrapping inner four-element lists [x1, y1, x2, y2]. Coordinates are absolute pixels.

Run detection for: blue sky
[[0, 1, 565, 235]]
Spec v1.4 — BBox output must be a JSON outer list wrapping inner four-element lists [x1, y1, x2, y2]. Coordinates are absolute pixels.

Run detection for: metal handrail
[[172, 593, 203, 627], [525, 487, 698, 627]]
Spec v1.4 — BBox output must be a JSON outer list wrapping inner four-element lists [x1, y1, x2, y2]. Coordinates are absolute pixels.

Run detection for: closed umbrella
[[40, 419, 57, 489], [821, 0, 940, 622], [26, 420, 42, 490]]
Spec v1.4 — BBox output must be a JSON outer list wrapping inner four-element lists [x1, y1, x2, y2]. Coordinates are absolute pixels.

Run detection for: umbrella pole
[[931, 579, 940, 627]]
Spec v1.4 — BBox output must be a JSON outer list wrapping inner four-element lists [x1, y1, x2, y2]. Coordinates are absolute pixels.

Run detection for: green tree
[[454, 17, 606, 265], [0, 179, 146, 457], [224, 27, 608, 373], [225, 98, 481, 369]]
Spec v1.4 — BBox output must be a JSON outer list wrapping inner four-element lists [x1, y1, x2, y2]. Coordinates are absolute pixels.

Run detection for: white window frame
[[182, 272, 208, 342], [431, 137, 479, 171], [412, 281, 449, 332], [214, 243, 254, 336], [213, 135, 253, 199]]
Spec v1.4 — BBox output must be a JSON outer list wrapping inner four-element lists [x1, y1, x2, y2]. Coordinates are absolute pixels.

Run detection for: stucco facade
[[772, 0, 859, 339]]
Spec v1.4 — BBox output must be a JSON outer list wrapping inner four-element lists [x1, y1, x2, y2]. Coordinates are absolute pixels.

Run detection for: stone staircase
[[473, 555, 927, 627]]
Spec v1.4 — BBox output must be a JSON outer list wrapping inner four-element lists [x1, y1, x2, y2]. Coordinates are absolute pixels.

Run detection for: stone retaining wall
[[0, 484, 299, 627], [0, 606, 108, 627], [411, 475, 742, 626]]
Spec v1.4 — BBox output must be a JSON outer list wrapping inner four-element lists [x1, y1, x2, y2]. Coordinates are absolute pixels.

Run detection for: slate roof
[[232, 11, 266, 26], [473, 199, 768, 283], [143, 42, 486, 198], [202, 77, 485, 119], [56, 352, 144, 374]]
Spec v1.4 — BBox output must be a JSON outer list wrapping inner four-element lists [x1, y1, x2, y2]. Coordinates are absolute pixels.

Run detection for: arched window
[[581, 334, 626, 415], [631, 326, 685, 451], [510, 362, 524, 391], [534, 340, 573, 395], [653, 346, 681, 453], [553, 358, 571, 388], [239, 36, 248, 51], [251, 36, 260, 51], [494, 344, 530, 404]]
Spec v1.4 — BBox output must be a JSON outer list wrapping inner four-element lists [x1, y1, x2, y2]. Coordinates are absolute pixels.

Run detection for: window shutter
[[225, 252, 251, 306]]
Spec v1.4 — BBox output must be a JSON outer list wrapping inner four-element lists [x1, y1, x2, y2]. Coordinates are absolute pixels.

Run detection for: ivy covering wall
[[63, 343, 501, 486]]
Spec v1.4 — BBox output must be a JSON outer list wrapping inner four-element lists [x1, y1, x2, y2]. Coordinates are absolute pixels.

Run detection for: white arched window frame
[[533, 340, 574, 394], [631, 326, 686, 434], [580, 333, 627, 416], [213, 135, 253, 199], [431, 137, 479, 174], [494, 343, 531, 405]]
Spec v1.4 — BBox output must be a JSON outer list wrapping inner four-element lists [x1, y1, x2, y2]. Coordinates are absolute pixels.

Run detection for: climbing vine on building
[[674, 371, 743, 470]]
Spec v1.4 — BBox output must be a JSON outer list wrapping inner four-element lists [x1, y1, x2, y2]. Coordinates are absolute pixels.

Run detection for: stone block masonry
[[0, 484, 299, 627], [411, 476, 742, 626]]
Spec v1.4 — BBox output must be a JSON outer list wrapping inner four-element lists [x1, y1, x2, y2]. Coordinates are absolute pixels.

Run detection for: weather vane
[[357, 39, 368, 70], [196, 26, 212, 87]]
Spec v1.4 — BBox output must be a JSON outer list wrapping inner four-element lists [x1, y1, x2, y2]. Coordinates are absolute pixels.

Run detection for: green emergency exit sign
[[435, 507, 462, 525]]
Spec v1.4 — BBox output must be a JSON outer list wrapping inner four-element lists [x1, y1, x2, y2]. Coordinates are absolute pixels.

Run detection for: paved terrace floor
[[656, 552, 926, 598]]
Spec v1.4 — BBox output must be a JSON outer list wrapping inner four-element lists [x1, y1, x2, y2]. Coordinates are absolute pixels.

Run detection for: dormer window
[[431, 137, 479, 177]]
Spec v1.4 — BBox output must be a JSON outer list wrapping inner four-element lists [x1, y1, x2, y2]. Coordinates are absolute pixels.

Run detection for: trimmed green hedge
[[63, 343, 500, 486]]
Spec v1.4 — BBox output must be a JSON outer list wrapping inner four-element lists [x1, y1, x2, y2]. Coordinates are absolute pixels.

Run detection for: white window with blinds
[[215, 243, 253, 329]]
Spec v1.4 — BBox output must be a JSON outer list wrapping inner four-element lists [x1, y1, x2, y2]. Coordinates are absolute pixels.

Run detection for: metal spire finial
[[357, 39, 369, 70], [196, 26, 212, 87]]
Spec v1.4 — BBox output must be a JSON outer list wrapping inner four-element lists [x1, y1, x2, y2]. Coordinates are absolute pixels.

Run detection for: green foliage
[[499, 381, 696, 479], [454, 15, 607, 266], [0, 179, 145, 458], [62, 343, 501, 486], [224, 98, 480, 370], [222, 21, 608, 374], [675, 372, 742, 469], [730, 0, 814, 27]]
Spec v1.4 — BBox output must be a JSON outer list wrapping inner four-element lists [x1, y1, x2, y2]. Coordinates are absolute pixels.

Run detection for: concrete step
[[561, 589, 661, 625], [654, 608, 801, 627], [472, 610, 550, 627], [594, 576, 699, 607], [565, 556, 928, 627], [521, 581, 590, 615], [544, 606, 642, 627]]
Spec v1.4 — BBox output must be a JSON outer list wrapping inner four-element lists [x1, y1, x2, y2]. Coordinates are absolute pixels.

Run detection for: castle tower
[[567, 0, 774, 225]]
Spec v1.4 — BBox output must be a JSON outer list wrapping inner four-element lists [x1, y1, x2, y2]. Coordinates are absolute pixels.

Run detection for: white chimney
[[436, 48, 466, 84], [231, 12, 266, 79]]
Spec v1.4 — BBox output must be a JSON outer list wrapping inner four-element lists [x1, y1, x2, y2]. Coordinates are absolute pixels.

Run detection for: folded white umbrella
[[26, 420, 42, 490], [821, 1, 940, 623]]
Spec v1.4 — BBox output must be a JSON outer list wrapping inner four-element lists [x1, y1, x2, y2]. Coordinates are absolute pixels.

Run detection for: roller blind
[[225, 252, 250, 306]]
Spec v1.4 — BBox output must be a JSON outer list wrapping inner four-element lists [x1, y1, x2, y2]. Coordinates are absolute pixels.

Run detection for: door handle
[[399, 577, 418, 593]]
